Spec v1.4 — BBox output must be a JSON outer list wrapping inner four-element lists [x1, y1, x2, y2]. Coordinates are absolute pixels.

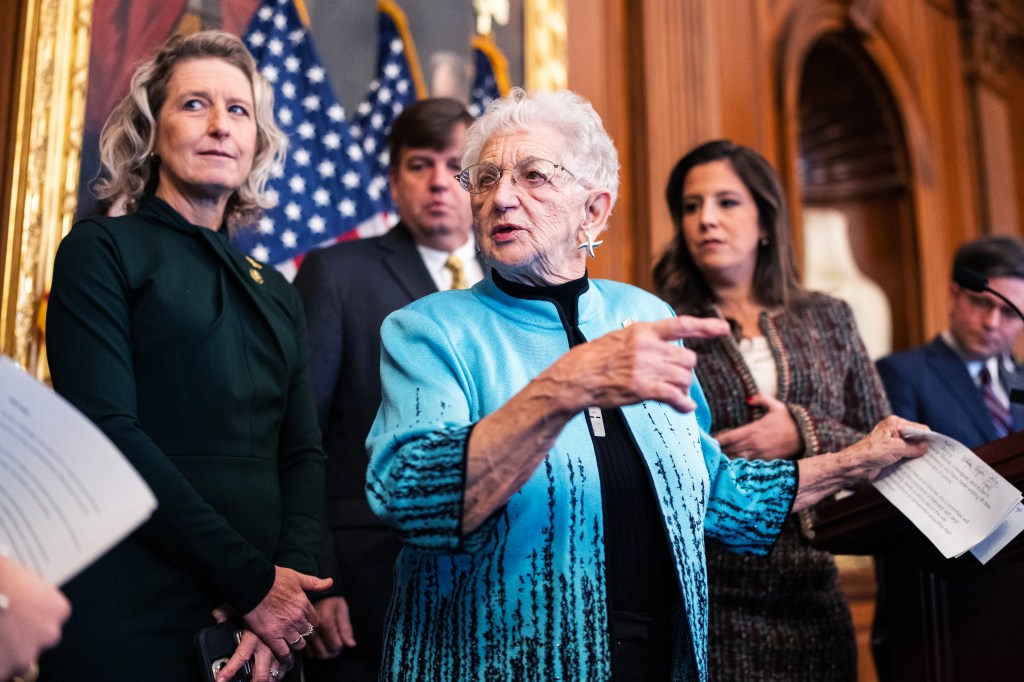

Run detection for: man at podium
[[877, 236, 1024, 447]]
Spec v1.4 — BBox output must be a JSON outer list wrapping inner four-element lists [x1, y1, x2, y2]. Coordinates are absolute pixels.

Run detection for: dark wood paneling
[[813, 431, 1024, 681], [798, 33, 922, 352], [798, 34, 911, 204]]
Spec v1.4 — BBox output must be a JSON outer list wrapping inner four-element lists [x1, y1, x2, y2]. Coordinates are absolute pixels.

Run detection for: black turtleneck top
[[491, 271, 677, 617]]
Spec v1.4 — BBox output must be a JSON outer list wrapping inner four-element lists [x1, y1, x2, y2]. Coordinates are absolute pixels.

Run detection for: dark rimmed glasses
[[455, 158, 588, 194]]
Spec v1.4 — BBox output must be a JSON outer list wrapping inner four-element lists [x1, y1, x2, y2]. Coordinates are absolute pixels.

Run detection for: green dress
[[40, 195, 325, 681]]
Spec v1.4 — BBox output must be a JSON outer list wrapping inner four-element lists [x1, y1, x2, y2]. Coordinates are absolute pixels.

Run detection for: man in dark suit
[[876, 235, 1024, 448], [294, 98, 480, 680]]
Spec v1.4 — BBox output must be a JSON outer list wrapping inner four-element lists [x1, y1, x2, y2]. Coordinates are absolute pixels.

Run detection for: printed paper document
[[872, 428, 1022, 563], [0, 357, 156, 585]]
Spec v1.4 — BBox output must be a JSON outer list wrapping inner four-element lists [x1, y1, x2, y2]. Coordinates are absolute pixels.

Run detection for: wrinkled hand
[[307, 596, 356, 659], [0, 556, 71, 680], [715, 394, 801, 460], [240, 566, 333, 661], [461, 315, 728, 533], [854, 415, 930, 480], [793, 416, 929, 511], [551, 315, 729, 414], [215, 628, 292, 682]]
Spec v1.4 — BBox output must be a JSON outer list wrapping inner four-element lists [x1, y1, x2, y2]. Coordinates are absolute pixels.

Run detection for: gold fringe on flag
[[471, 33, 511, 97], [379, 0, 427, 99]]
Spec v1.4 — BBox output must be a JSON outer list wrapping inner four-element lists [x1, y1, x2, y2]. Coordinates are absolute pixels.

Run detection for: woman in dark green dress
[[41, 31, 329, 682]]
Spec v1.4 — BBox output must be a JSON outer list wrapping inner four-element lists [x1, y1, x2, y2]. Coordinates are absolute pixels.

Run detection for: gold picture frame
[[1, 0, 91, 378], [524, 0, 567, 91]]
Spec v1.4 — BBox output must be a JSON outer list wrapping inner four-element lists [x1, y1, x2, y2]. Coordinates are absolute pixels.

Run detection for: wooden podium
[[811, 430, 1024, 681]]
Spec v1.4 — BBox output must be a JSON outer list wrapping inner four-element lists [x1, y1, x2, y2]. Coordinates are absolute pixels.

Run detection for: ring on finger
[[302, 625, 314, 637], [290, 635, 303, 645], [269, 669, 280, 678]]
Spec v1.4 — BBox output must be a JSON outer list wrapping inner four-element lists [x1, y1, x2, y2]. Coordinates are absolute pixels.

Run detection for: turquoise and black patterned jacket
[[367, 275, 797, 682]]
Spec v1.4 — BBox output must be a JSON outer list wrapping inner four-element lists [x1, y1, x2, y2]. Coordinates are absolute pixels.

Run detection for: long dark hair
[[653, 139, 805, 313]]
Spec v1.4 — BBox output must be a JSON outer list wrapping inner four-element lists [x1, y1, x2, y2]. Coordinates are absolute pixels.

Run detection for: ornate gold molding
[[524, 0, 567, 90], [1, 0, 91, 377]]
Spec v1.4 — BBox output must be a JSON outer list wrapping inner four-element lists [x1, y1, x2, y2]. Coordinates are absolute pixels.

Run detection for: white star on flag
[[232, 0, 378, 274], [348, 0, 423, 216]]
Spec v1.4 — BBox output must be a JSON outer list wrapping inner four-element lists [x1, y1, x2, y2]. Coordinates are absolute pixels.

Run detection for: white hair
[[462, 88, 619, 204]]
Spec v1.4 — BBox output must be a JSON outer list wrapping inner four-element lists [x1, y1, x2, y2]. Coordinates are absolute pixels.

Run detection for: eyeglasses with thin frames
[[455, 158, 589, 194], [957, 287, 1020, 323]]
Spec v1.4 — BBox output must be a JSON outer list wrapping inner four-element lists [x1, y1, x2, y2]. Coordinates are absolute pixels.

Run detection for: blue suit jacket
[[876, 336, 1024, 448]]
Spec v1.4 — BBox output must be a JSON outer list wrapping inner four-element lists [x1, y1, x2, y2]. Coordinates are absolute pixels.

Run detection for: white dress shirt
[[416, 236, 484, 291]]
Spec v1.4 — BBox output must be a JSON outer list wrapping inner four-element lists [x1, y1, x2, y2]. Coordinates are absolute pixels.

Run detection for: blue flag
[[349, 0, 424, 214], [468, 34, 510, 118], [233, 0, 376, 268]]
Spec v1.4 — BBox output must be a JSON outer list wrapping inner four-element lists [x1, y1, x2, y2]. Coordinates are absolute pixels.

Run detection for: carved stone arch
[[774, 0, 937, 350]]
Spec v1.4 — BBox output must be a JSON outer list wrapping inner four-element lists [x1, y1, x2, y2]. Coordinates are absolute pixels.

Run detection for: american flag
[[468, 34, 510, 117], [348, 0, 425, 217], [232, 0, 377, 272]]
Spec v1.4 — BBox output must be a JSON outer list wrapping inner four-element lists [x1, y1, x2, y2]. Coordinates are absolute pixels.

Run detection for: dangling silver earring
[[577, 230, 604, 258]]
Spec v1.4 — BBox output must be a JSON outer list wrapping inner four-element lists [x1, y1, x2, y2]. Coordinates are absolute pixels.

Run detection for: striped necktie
[[445, 254, 469, 290], [979, 366, 1012, 439]]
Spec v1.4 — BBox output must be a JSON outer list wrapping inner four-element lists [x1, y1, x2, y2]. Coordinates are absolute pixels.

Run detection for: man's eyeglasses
[[455, 158, 588, 194], [958, 287, 1020, 322]]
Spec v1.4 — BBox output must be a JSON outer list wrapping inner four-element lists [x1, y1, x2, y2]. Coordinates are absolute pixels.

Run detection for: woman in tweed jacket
[[654, 140, 890, 681]]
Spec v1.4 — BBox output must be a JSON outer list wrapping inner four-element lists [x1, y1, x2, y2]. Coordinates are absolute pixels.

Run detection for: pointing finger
[[648, 316, 729, 342]]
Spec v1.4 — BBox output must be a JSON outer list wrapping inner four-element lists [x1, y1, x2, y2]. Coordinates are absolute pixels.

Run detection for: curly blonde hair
[[95, 30, 286, 229]]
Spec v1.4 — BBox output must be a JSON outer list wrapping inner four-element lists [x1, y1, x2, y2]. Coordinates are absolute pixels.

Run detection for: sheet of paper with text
[[0, 357, 156, 585], [872, 428, 1022, 562]]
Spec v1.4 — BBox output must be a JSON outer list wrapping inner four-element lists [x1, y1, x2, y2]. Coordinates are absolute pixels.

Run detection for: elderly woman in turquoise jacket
[[366, 88, 926, 682], [43, 32, 329, 682]]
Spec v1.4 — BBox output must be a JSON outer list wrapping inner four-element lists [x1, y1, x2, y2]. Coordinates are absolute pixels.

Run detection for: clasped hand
[[212, 566, 332, 682], [307, 595, 356, 659], [715, 393, 802, 460]]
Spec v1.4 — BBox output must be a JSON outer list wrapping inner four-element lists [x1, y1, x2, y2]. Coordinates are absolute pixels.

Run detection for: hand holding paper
[[872, 428, 1023, 563]]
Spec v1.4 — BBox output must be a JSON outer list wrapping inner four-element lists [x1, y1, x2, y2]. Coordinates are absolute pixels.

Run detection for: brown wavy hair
[[94, 30, 286, 230], [653, 139, 805, 313]]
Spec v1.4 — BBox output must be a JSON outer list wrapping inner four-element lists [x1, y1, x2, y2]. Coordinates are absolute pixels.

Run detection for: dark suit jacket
[[876, 336, 1024, 448], [295, 223, 473, 672]]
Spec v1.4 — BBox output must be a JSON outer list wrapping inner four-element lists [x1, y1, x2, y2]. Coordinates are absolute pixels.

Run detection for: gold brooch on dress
[[246, 256, 264, 285]]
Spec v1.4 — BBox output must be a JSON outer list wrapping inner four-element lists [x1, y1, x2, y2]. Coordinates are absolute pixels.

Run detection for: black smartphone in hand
[[195, 619, 252, 682]]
